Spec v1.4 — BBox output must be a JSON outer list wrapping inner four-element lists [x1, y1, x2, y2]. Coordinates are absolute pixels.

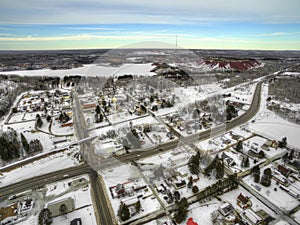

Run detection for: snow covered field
[[0, 63, 156, 77], [248, 83, 300, 148]]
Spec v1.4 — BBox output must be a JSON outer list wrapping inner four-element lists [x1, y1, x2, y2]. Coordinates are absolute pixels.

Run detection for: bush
[[192, 186, 199, 193]]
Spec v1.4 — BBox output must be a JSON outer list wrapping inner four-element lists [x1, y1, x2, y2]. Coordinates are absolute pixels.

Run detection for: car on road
[[8, 195, 17, 200]]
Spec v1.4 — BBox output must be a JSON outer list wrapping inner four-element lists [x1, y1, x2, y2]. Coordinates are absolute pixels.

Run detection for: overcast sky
[[0, 0, 299, 50]]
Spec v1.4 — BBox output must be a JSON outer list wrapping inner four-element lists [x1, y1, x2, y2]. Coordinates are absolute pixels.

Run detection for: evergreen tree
[[36, 114, 43, 128], [0, 130, 20, 161], [261, 168, 272, 187], [174, 198, 188, 223], [244, 157, 250, 167], [235, 140, 243, 151], [118, 203, 130, 221], [254, 173, 260, 183], [135, 200, 141, 213], [174, 191, 181, 202], [38, 208, 52, 225], [95, 105, 101, 114], [215, 156, 224, 179], [187, 176, 193, 188], [46, 115, 51, 123], [59, 204, 67, 216], [188, 151, 201, 174], [21, 132, 30, 153], [192, 185, 199, 193]]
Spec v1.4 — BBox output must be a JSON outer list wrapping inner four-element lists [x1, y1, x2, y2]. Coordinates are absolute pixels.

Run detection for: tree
[[192, 185, 199, 193], [188, 151, 201, 174], [188, 176, 193, 188], [38, 208, 52, 225], [278, 137, 287, 148], [174, 191, 181, 202], [215, 156, 224, 179], [59, 204, 67, 216], [135, 200, 141, 213], [95, 105, 101, 114], [21, 132, 29, 153], [235, 140, 243, 151], [36, 114, 43, 128], [244, 157, 250, 167], [46, 115, 51, 123], [251, 165, 260, 175], [226, 104, 237, 121], [12, 107, 18, 113], [174, 198, 188, 223], [0, 129, 20, 161], [261, 168, 272, 187], [118, 203, 130, 221], [258, 150, 265, 158], [254, 173, 260, 183]]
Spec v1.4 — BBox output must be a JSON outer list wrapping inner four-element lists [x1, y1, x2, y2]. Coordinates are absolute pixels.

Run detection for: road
[[0, 164, 91, 198], [0, 80, 264, 225], [73, 92, 115, 225]]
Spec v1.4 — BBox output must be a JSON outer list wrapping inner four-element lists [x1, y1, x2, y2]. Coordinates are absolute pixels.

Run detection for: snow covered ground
[[243, 168, 299, 212], [292, 209, 300, 223], [100, 164, 161, 224], [0, 63, 156, 77], [0, 148, 81, 187], [17, 175, 96, 225], [248, 84, 300, 148], [179, 201, 220, 225]]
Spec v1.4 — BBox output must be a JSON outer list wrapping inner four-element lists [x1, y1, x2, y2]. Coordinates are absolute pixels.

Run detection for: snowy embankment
[[0, 149, 81, 187]]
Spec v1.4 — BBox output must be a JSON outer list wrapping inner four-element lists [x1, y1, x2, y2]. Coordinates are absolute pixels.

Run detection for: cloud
[[0, 33, 180, 42], [0, 0, 300, 24], [64, 27, 126, 31], [260, 31, 300, 36], [0, 33, 14, 37]]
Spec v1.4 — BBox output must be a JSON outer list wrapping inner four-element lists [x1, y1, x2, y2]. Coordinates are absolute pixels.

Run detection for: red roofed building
[[237, 193, 252, 209], [278, 165, 291, 177], [186, 218, 198, 225]]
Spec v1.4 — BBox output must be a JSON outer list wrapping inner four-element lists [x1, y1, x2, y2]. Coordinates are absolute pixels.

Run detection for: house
[[248, 148, 265, 158], [218, 202, 234, 217], [52, 137, 68, 145], [0, 203, 19, 225], [95, 140, 124, 157], [237, 193, 252, 209], [186, 218, 198, 225], [278, 165, 291, 177], [47, 197, 75, 217], [221, 152, 236, 166], [82, 103, 96, 110], [261, 140, 278, 150], [191, 174, 199, 182], [70, 218, 82, 225], [61, 122, 73, 127], [241, 209, 262, 225], [272, 173, 289, 187]]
